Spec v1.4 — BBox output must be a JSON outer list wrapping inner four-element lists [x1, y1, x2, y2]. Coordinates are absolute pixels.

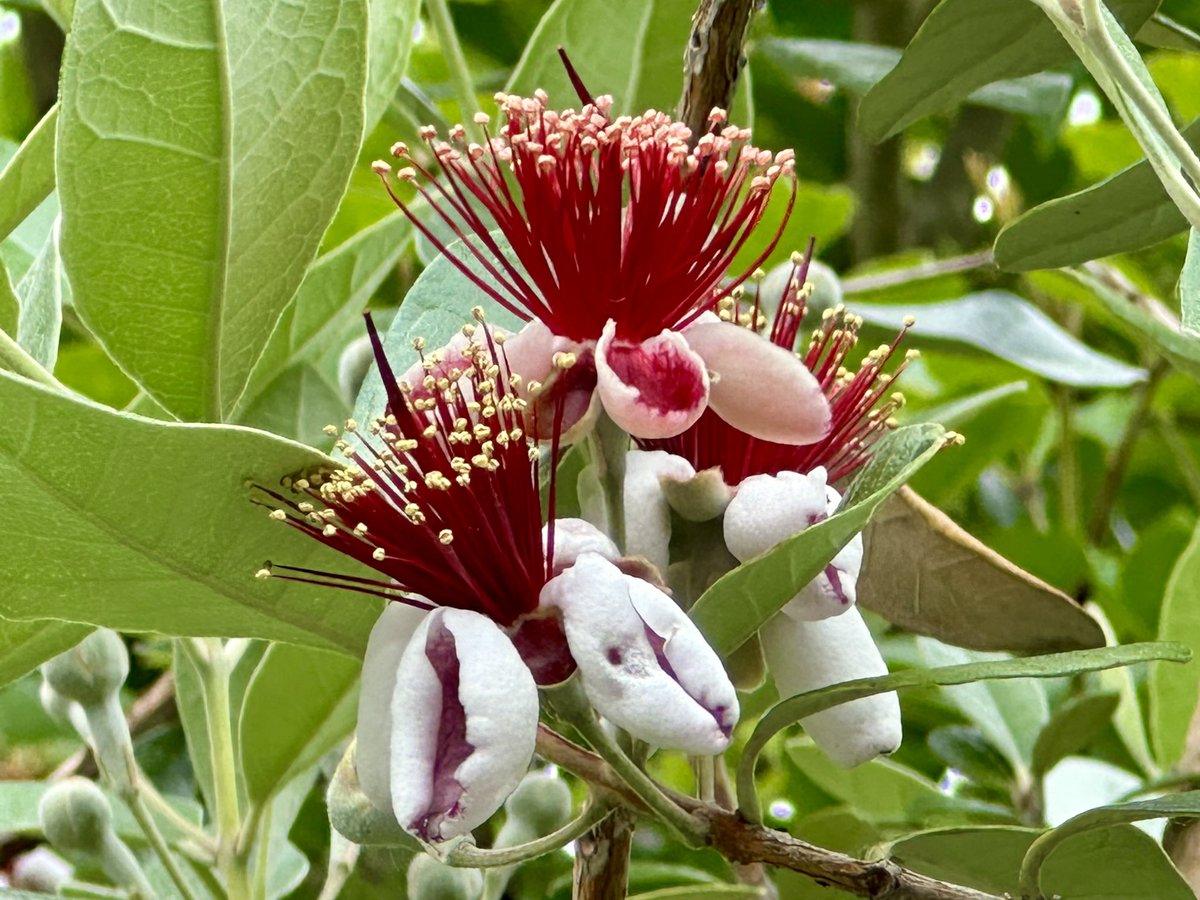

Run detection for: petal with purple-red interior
[[595, 321, 710, 440], [760, 607, 901, 768], [542, 553, 738, 754], [356, 603, 428, 813], [623, 450, 696, 574], [390, 608, 538, 842], [683, 320, 831, 445]]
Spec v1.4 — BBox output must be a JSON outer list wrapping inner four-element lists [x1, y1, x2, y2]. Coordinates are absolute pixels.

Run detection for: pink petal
[[595, 320, 709, 439], [684, 320, 831, 444], [504, 321, 599, 441]]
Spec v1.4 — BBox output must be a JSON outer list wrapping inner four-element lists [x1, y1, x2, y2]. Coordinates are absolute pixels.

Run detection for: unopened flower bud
[[502, 771, 572, 837], [327, 741, 418, 848], [39, 680, 89, 738], [41, 630, 128, 708], [406, 853, 483, 900], [11, 846, 73, 891], [803, 259, 843, 317], [39, 777, 112, 857]]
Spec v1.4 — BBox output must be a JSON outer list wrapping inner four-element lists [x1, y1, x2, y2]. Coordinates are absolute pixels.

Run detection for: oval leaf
[[58, 0, 368, 421], [1031, 692, 1122, 778], [1151, 517, 1200, 769], [859, 487, 1105, 652], [0, 103, 55, 244], [849, 291, 1146, 387]]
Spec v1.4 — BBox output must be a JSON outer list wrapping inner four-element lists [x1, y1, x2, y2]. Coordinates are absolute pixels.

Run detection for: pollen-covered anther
[[269, 509, 287, 522], [323, 524, 338, 537], [353, 523, 368, 536], [390, 142, 409, 157], [372, 547, 386, 561], [552, 351, 577, 370], [424, 471, 452, 490], [322, 424, 338, 437], [370, 160, 391, 175], [438, 529, 454, 545], [255, 568, 272, 580]]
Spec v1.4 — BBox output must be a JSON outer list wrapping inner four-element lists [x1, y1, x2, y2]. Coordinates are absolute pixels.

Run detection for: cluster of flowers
[[259, 89, 912, 844]]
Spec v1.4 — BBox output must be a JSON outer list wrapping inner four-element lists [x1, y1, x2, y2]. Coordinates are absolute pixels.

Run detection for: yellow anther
[[372, 547, 386, 561], [322, 424, 339, 436], [255, 568, 272, 580], [269, 509, 287, 521], [439, 529, 454, 544], [323, 524, 338, 537]]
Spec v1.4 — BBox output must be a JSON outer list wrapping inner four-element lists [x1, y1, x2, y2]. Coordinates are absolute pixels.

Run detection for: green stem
[[0, 326, 62, 388], [447, 803, 612, 868], [589, 413, 629, 552], [425, 0, 483, 127], [1056, 387, 1080, 536], [195, 638, 251, 900], [544, 680, 708, 846], [127, 792, 202, 900], [840, 250, 994, 295]]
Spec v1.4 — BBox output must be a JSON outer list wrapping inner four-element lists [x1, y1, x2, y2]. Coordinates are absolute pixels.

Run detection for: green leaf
[[173, 640, 217, 815], [239, 643, 359, 809], [237, 211, 412, 418], [888, 826, 1039, 897], [239, 364, 347, 447], [859, 488, 1106, 653], [757, 38, 1071, 120], [629, 887, 764, 900], [1137, 13, 1200, 52], [786, 743, 946, 825], [1032, 692, 1121, 778], [1182, 228, 1200, 336], [15, 217, 66, 370], [730, 183, 855, 272], [507, 0, 696, 115], [1150, 518, 1200, 769], [857, 0, 1157, 141], [0, 617, 91, 689], [364, 0, 421, 134], [849, 291, 1146, 387], [0, 369, 378, 653], [996, 117, 1200, 272], [737, 642, 1188, 822], [928, 726, 1015, 789], [0, 259, 16, 336], [57, 0, 368, 422], [690, 423, 948, 657], [1021, 793, 1200, 899], [0, 103, 55, 245]]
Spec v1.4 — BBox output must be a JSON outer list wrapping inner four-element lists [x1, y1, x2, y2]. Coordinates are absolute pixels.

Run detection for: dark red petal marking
[[604, 339, 707, 415]]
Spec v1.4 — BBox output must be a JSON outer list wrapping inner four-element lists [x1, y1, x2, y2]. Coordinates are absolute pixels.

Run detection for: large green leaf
[[235, 210, 412, 419], [1021, 793, 1200, 899], [364, 0, 422, 134], [15, 217, 66, 370], [239, 363, 348, 448], [859, 488, 1105, 653], [57, 0, 368, 421], [996, 118, 1200, 271], [757, 38, 1071, 120], [0, 259, 15, 336], [507, 0, 696, 115], [0, 617, 90, 689], [0, 369, 378, 653], [857, 0, 1157, 141], [1150, 517, 1200, 768], [690, 423, 948, 657], [0, 103, 55, 244], [849, 292, 1146, 387], [239, 643, 359, 809]]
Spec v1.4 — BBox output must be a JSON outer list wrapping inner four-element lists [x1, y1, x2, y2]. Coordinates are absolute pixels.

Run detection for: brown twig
[[678, 0, 759, 138], [571, 808, 637, 900], [536, 725, 1003, 900]]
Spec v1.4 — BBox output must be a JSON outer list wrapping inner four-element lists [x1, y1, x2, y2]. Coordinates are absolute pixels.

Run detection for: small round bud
[[11, 846, 73, 891], [406, 853, 483, 900], [39, 777, 113, 857], [503, 771, 572, 836], [41, 630, 128, 708]]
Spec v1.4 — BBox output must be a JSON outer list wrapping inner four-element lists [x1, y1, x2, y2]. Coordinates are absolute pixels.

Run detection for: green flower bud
[[502, 772, 572, 837], [39, 777, 112, 857], [41, 630, 129, 708], [327, 741, 418, 848], [407, 853, 483, 900]]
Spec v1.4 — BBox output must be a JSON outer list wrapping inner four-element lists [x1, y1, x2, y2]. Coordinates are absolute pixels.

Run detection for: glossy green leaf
[[173, 640, 218, 815], [859, 488, 1105, 653], [58, 0, 368, 421], [849, 292, 1146, 387], [507, 0, 696, 115], [364, 0, 422, 134], [1031, 692, 1121, 778], [1137, 13, 1200, 52], [906, 381, 1029, 428], [237, 211, 412, 419], [239, 643, 360, 808], [857, 0, 1157, 141], [629, 888, 762, 900], [1021, 793, 1200, 899], [730, 183, 855, 271], [787, 743, 946, 825], [690, 424, 948, 657], [1183, 228, 1200, 336], [15, 217, 66, 370], [0, 369, 378, 653], [0, 103, 55, 244], [0, 617, 90, 689], [888, 826, 1038, 897], [757, 38, 1071, 119], [1150, 518, 1200, 769], [996, 118, 1200, 271]]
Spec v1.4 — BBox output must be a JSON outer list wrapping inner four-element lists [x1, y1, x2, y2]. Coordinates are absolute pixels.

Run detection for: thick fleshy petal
[[390, 608, 539, 842], [683, 320, 831, 444], [504, 321, 600, 441], [544, 518, 619, 574], [623, 450, 696, 574], [595, 320, 709, 439], [356, 603, 427, 812], [760, 608, 901, 768], [542, 553, 738, 754]]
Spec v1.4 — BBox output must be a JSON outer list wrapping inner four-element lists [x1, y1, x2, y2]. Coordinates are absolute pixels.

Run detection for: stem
[[425, 0, 483, 128], [588, 413, 629, 552], [127, 792, 201, 900], [1056, 387, 1080, 536], [447, 803, 611, 867], [544, 680, 708, 846], [316, 833, 360, 900], [677, 0, 759, 138], [195, 638, 251, 900], [572, 808, 636, 900], [1156, 411, 1200, 505], [840, 251, 995, 295], [0, 326, 62, 388]]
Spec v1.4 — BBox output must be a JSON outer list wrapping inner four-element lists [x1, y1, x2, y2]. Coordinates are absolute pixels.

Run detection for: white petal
[[544, 517, 618, 574], [542, 553, 738, 754], [780, 532, 864, 621], [356, 603, 427, 812], [723, 469, 830, 563], [760, 608, 901, 768], [390, 608, 539, 841], [624, 450, 696, 574]]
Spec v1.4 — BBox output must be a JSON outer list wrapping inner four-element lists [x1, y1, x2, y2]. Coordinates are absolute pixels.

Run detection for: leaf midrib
[[208, 0, 235, 422]]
